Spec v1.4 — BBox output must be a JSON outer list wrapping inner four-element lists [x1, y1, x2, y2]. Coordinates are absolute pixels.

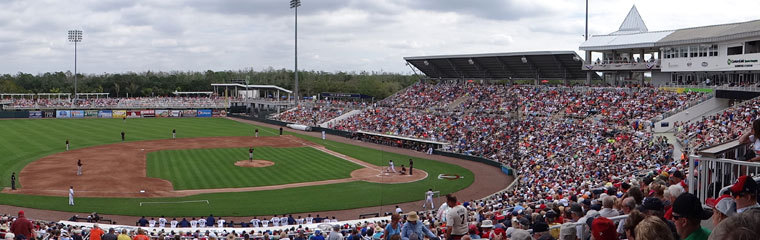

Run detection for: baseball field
[[0, 117, 476, 216]]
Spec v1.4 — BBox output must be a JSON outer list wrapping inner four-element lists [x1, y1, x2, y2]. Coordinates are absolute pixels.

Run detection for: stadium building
[[581, 5, 760, 86]]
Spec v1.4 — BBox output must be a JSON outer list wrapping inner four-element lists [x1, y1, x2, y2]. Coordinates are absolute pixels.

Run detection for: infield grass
[[0, 117, 476, 216], [147, 147, 361, 190]]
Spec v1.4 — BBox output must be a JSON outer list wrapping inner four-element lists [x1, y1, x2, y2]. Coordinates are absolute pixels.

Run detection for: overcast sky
[[1, 0, 759, 75]]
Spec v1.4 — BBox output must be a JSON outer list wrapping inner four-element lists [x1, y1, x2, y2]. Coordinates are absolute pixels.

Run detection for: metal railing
[[689, 155, 760, 206], [549, 214, 629, 230]]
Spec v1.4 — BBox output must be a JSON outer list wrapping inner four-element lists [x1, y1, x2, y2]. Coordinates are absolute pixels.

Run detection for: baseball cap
[[544, 210, 558, 219], [705, 195, 736, 217], [18, 210, 24, 216], [637, 197, 664, 212], [569, 203, 583, 214], [518, 217, 530, 227], [532, 221, 549, 233], [559, 223, 577, 238], [591, 217, 617, 240], [730, 175, 758, 195], [672, 193, 712, 220], [672, 170, 685, 179]]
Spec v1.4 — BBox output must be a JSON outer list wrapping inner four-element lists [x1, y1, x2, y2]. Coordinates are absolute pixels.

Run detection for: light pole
[[68, 30, 82, 100], [290, 0, 301, 105]]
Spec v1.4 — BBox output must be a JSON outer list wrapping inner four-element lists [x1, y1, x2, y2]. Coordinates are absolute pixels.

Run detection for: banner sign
[[182, 109, 197, 117], [56, 110, 71, 118], [98, 110, 113, 118], [29, 111, 43, 119], [84, 110, 98, 118], [170, 110, 182, 117], [71, 110, 85, 118], [127, 110, 142, 118], [141, 109, 155, 117], [112, 110, 127, 119], [155, 110, 169, 118], [44, 111, 55, 118], [197, 109, 212, 117]]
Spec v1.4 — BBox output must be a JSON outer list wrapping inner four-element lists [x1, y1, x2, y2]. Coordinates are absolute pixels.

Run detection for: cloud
[[0, 0, 758, 75]]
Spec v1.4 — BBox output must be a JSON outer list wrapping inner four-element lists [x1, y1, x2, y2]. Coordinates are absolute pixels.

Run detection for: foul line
[[139, 200, 209, 206]]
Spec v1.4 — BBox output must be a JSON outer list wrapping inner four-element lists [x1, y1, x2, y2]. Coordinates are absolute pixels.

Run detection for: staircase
[[445, 95, 472, 112], [319, 109, 362, 128]]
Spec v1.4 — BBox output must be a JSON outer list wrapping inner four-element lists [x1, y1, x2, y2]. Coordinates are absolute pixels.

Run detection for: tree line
[[0, 68, 420, 100]]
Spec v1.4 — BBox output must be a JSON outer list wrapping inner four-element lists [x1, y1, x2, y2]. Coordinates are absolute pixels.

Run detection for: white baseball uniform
[[280, 217, 288, 226], [217, 219, 225, 228], [306, 217, 314, 224], [190, 220, 198, 228], [198, 219, 206, 228], [68, 188, 75, 205], [271, 217, 279, 226], [389, 161, 396, 172], [170, 220, 178, 228], [149, 220, 157, 228], [250, 219, 260, 228], [158, 217, 167, 228], [424, 190, 435, 209], [261, 220, 269, 227]]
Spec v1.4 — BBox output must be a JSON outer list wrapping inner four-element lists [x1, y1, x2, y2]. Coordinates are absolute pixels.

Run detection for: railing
[[689, 155, 760, 206], [650, 93, 714, 124], [549, 214, 629, 230]]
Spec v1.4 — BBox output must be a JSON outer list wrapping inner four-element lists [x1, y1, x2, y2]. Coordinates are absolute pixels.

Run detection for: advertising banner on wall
[[182, 109, 197, 117], [98, 110, 113, 118], [29, 111, 43, 119], [71, 110, 85, 118], [155, 110, 169, 117], [170, 110, 182, 117], [44, 111, 55, 118], [56, 110, 71, 118], [197, 109, 212, 117], [127, 110, 142, 118], [84, 110, 98, 118], [141, 109, 155, 117], [112, 110, 127, 119]]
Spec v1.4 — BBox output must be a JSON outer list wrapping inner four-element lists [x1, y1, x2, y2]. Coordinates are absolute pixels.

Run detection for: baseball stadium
[[2, 2, 760, 240]]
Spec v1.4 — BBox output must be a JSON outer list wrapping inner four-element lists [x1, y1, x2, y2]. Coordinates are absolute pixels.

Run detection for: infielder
[[77, 159, 83, 176], [172, 129, 176, 139], [10, 172, 16, 190], [249, 147, 254, 161], [121, 131, 125, 141], [321, 131, 326, 140], [66, 139, 70, 151], [388, 160, 396, 173], [68, 186, 75, 206], [423, 189, 435, 209], [255, 129, 259, 138]]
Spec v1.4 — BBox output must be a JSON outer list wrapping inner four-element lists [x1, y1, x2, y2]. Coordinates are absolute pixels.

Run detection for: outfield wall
[[0, 109, 228, 119]]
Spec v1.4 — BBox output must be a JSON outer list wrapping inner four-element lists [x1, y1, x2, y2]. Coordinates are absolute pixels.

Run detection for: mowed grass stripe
[[146, 147, 361, 190]]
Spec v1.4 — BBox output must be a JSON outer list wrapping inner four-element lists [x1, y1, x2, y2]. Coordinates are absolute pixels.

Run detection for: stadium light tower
[[290, 0, 301, 105], [68, 30, 83, 100]]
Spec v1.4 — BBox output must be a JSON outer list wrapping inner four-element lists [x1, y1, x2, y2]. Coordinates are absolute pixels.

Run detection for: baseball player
[[255, 129, 259, 138], [250, 217, 260, 228], [423, 189, 435, 209], [261, 219, 269, 227], [198, 217, 206, 228], [190, 218, 198, 228], [77, 159, 83, 176], [280, 216, 288, 226], [172, 129, 176, 139], [249, 147, 254, 161], [217, 218, 225, 228], [270, 215, 280, 226], [158, 216, 167, 228], [409, 158, 414, 175], [170, 218, 178, 228], [66, 139, 70, 151], [296, 216, 304, 225], [305, 214, 314, 224], [10, 172, 15, 190], [388, 160, 396, 173], [68, 186, 75, 206], [321, 131, 326, 140], [149, 218, 157, 228], [121, 131, 125, 141]]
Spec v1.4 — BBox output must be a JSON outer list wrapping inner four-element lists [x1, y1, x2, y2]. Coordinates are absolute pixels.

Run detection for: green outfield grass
[[148, 147, 362, 190], [0, 117, 476, 216]]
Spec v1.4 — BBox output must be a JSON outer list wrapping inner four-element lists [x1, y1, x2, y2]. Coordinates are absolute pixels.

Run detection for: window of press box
[[727, 46, 743, 55], [745, 40, 760, 54]]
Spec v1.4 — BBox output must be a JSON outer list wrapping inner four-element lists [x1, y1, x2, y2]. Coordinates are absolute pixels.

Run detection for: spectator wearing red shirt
[[10, 210, 34, 240], [89, 224, 105, 240]]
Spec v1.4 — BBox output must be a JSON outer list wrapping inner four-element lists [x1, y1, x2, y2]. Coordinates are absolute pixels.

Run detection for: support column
[[585, 51, 592, 85]]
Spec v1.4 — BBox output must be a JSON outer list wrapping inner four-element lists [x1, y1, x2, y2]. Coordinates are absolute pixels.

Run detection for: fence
[[690, 155, 760, 206]]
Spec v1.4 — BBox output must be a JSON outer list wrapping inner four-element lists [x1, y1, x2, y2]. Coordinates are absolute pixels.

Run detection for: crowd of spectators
[[272, 100, 368, 127], [4, 97, 228, 109], [675, 97, 760, 151]]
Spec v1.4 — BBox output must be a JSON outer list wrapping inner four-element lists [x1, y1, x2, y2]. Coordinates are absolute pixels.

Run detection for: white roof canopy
[[210, 84, 292, 94]]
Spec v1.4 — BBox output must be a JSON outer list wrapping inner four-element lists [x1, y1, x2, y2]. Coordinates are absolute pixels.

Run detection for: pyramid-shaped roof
[[611, 5, 648, 35]]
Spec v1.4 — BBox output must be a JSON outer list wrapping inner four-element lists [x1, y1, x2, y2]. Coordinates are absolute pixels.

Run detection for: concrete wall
[[652, 71, 671, 86], [653, 97, 730, 132]]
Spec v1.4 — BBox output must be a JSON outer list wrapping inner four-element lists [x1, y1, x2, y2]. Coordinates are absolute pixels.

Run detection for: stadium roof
[[581, 5, 760, 51], [210, 84, 292, 94], [404, 51, 598, 80]]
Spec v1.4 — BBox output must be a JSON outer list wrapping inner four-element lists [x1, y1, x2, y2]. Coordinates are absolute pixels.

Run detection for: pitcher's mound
[[234, 160, 275, 168]]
